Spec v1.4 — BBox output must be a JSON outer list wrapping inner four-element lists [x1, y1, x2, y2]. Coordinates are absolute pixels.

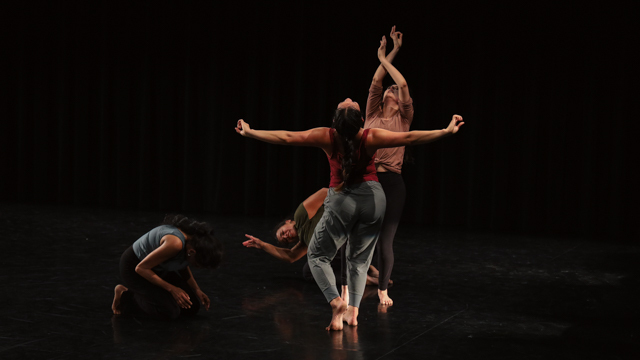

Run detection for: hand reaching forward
[[235, 119, 252, 136], [390, 25, 403, 49], [378, 35, 387, 61], [446, 115, 465, 134], [243, 234, 265, 249]]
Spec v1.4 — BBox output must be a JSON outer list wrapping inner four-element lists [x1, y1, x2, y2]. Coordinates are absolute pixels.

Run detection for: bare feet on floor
[[326, 297, 348, 331], [343, 305, 359, 326], [112, 284, 128, 314], [378, 289, 393, 306]]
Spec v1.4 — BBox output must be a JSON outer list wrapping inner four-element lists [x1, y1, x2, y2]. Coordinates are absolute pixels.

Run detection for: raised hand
[[242, 234, 264, 249], [235, 119, 252, 136], [446, 115, 465, 134], [378, 35, 387, 61], [390, 25, 403, 49]]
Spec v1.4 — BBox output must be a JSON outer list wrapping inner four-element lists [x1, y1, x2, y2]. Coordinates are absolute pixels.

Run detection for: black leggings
[[376, 172, 406, 291], [119, 246, 200, 320]]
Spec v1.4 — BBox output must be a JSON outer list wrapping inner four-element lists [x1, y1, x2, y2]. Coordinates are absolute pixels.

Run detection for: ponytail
[[331, 107, 363, 191]]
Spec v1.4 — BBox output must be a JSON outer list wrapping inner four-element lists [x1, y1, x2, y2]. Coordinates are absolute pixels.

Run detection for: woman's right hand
[[243, 234, 264, 249], [169, 286, 193, 309], [390, 25, 403, 49], [235, 119, 252, 137]]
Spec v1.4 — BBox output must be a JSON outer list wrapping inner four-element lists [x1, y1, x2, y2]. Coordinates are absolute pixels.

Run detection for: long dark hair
[[162, 214, 223, 269], [332, 107, 363, 191]]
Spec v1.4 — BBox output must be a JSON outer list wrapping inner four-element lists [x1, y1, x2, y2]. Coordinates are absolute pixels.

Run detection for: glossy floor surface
[[1, 203, 638, 359]]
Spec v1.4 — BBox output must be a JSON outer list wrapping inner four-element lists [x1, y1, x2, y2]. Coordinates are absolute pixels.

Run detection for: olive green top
[[293, 202, 325, 247]]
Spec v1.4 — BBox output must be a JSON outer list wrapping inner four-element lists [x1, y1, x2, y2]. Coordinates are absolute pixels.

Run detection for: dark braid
[[162, 214, 223, 269], [332, 107, 363, 191]]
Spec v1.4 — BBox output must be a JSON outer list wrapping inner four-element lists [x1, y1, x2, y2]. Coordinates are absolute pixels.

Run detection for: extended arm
[[378, 35, 410, 102], [243, 234, 307, 264], [367, 115, 464, 150], [235, 120, 332, 153], [372, 26, 403, 87]]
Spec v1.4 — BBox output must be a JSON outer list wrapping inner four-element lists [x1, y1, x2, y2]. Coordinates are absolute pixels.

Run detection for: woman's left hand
[[196, 289, 210, 311], [446, 115, 465, 134], [378, 35, 387, 61]]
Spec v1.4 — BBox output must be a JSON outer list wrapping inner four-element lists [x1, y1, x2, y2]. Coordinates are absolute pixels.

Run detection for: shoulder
[[160, 234, 184, 251]]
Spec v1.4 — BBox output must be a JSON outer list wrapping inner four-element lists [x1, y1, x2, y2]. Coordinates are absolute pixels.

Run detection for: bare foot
[[112, 284, 128, 314], [326, 297, 347, 331], [342, 306, 359, 326], [378, 289, 393, 306], [343, 305, 359, 326]]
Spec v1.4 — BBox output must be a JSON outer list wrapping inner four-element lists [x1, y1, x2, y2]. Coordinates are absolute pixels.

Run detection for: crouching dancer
[[112, 214, 223, 320]]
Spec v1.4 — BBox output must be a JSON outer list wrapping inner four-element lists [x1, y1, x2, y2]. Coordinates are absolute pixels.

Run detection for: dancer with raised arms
[[236, 58, 463, 330], [365, 26, 413, 306]]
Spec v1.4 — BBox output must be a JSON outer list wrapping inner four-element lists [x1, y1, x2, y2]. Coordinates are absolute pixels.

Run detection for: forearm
[[246, 129, 293, 145], [379, 57, 407, 89], [261, 242, 297, 263], [372, 48, 400, 84], [183, 267, 201, 291], [406, 129, 451, 145], [136, 267, 175, 292]]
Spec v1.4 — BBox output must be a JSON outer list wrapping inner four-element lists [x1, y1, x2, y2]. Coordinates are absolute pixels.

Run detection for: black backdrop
[[2, 1, 637, 240]]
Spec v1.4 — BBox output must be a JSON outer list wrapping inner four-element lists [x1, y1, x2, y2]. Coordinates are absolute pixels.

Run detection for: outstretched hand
[[378, 36, 387, 61], [235, 119, 252, 137], [390, 25, 403, 49], [243, 234, 264, 249], [446, 115, 465, 134]]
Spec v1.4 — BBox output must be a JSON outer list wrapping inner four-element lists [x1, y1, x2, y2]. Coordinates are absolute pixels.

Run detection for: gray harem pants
[[307, 181, 386, 307]]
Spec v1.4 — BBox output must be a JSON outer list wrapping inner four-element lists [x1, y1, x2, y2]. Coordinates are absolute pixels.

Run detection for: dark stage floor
[[1, 203, 638, 359]]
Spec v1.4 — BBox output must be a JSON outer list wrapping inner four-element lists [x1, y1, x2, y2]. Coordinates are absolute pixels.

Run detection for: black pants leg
[[119, 246, 200, 320], [376, 172, 406, 291]]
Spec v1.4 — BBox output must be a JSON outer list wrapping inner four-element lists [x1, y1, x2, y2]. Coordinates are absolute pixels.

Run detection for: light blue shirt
[[132, 225, 188, 273]]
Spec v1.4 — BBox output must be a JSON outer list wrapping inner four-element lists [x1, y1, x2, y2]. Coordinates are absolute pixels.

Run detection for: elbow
[[281, 133, 294, 145], [405, 133, 415, 146], [397, 81, 408, 90], [135, 265, 147, 275]]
